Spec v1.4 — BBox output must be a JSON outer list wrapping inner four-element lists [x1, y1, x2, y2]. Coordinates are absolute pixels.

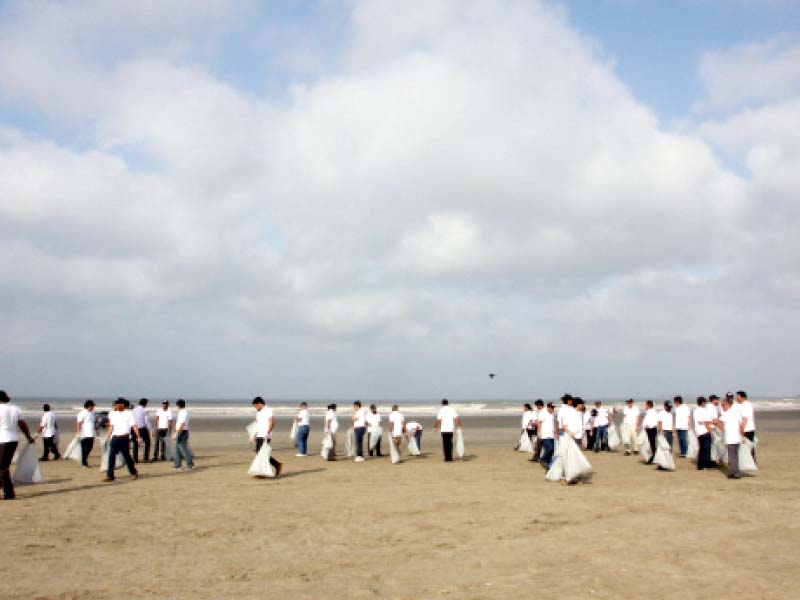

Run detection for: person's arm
[[76, 416, 82, 434], [18, 419, 35, 444], [268, 416, 275, 438], [455, 416, 462, 429], [657, 418, 663, 434], [434, 418, 441, 431], [132, 424, 141, 441]]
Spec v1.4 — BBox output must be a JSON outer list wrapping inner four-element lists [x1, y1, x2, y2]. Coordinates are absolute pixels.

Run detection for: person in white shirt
[[657, 401, 674, 450], [406, 421, 423, 451], [388, 404, 405, 459], [537, 402, 556, 468], [622, 399, 641, 455], [693, 397, 714, 470], [434, 399, 460, 462], [172, 399, 194, 470], [324, 404, 339, 461], [673, 396, 690, 458], [593, 401, 610, 452], [153, 401, 173, 462], [717, 397, 743, 479], [707, 395, 721, 421], [76, 400, 97, 467], [521, 403, 537, 445], [131, 398, 151, 464], [0, 390, 35, 500], [584, 405, 595, 451], [38, 403, 60, 461], [641, 400, 659, 464], [570, 400, 585, 447], [253, 397, 282, 475], [366, 404, 383, 457], [735, 390, 757, 463], [103, 398, 141, 482], [352, 401, 367, 462], [295, 402, 310, 457], [531, 400, 545, 461], [557, 395, 576, 438]]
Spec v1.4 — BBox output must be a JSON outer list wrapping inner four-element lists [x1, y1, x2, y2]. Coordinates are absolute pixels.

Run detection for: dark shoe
[[40, 457, 48, 461], [131, 473, 139, 480], [275, 463, 283, 476], [102, 477, 114, 482], [728, 474, 741, 479]]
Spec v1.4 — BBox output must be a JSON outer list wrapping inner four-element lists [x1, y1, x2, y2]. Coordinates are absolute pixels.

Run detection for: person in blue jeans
[[538, 402, 556, 468], [295, 402, 310, 457], [173, 399, 194, 470]]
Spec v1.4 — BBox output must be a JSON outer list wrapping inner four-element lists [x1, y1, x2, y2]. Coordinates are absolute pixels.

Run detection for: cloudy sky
[[1, 0, 798, 400]]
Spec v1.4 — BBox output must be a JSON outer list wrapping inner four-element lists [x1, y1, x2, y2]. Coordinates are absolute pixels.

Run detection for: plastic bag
[[517, 431, 533, 453], [739, 439, 758, 473], [562, 436, 592, 482], [164, 437, 176, 461], [638, 431, 652, 463], [621, 424, 632, 446], [608, 424, 621, 450], [369, 428, 382, 451], [389, 437, 401, 464], [289, 421, 298, 447], [246, 421, 258, 443], [99, 438, 125, 472], [455, 429, 465, 459], [545, 440, 564, 481], [687, 431, 699, 462], [248, 442, 276, 478], [320, 432, 333, 460], [710, 431, 725, 463], [408, 436, 420, 456], [653, 434, 675, 471], [13, 443, 45, 483], [63, 435, 82, 462], [345, 428, 355, 458]]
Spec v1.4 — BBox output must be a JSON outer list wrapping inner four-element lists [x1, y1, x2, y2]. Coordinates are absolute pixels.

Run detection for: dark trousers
[[676, 429, 688, 456], [663, 430, 673, 449], [0, 441, 19, 499], [441, 432, 454, 461], [540, 438, 555, 468], [744, 431, 756, 462], [153, 429, 168, 460], [80, 437, 94, 467], [586, 430, 596, 451], [108, 435, 137, 480], [697, 433, 712, 470], [415, 430, 422, 451], [255, 437, 282, 470], [645, 427, 657, 463], [533, 431, 543, 461], [132, 428, 151, 463], [354, 426, 366, 458], [368, 435, 382, 457], [41, 436, 60, 460], [727, 443, 741, 477]]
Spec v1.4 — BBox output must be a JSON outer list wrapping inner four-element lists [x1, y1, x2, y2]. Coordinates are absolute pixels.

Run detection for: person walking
[[0, 391, 35, 500], [622, 399, 641, 455], [735, 391, 756, 462], [172, 399, 194, 470], [132, 399, 151, 464], [673, 396, 690, 458], [718, 397, 743, 479], [295, 402, 310, 457], [76, 400, 96, 467], [522, 403, 537, 445], [694, 397, 714, 470], [103, 398, 140, 482], [352, 401, 367, 463], [658, 401, 674, 450], [537, 402, 556, 468], [152, 400, 172, 462], [642, 400, 658, 464], [532, 400, 545, 460], [434, 399, 461, 462], [252, 397, 282, 476], [38, 404, 60, 461], [323, 404, 338, 461], [366, 404, 383, 457], [388, 404, 405, 463]]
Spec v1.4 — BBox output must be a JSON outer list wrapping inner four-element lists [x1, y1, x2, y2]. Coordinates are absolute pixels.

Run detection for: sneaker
[[295, 453, 307, 457], [355, 457, 365, 462]]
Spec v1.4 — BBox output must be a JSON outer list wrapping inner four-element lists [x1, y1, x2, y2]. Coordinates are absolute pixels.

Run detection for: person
[[153, 400, 172, 462], [252, 397, 282, 476], [295, 402, 310, 457], [352, 401, 367, 463], [593, 401, 610, 452], [707, 395, 721, 421], [76, 400, 96, 467], [735, 391, 756, 462], [172, 399, 194, 470], [366, 404, 383, 457], [406, 421, 422, 451], [38, 404, 60, 461], [522, 403, 537, 445], [641, 400, 658, 464], [717, 397, 743, 479], [324, 404, 338, 460], [584, 407, 596, 451], [103, 398, 140, 482], [622, 399, 641, 455], [537, 402, 556, 468], [132, 399, 151, 464], [434, 399, 460, 462], [0, 390, 35, 500], [532, 400, 545, 460], [658, 401, 674, 450], [673, 396, 690, 458], [694, 397, 714, 470], [388, 404, 405, 461]]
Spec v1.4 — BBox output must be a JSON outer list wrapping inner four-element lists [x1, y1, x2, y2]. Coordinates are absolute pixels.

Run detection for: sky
[[0, 0, 799, 400]]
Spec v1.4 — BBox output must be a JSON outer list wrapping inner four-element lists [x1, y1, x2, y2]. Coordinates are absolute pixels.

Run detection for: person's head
[[177, 399, 186, 409], [574, 398, 584, 409], [139, 398, 148, 407], [370, 403, 377, 413], [577, 403, 585, 412], [696, 396, 707, 407], [546, 402, 555, 413], [43, 403, 51, 412], [441, 399, 449, 406], [645, 400, 654, 409], [535, 399, 544, 409], [328, 403, 336, 411], [673, 395, 683, 405], [722, 398, 733, 411], [252, 397, 265, 410], [561, 394, 573, 406], [162, 400, 169, 409], [391, 404, 399, 411], [595, 400, 602, 408], [84, 399, 95, 410], [663, 401, 672, 412], [709, 394, 719, 405], [736, 390, 748, 402], [114, 398, 126, 411], [523, 403, 532, 411], [0, 390, 9, 403], [725, 392, 734, 402], [626, 399, 634, 408], [300, 402, 307, 409], [353, 401, 361, 409]]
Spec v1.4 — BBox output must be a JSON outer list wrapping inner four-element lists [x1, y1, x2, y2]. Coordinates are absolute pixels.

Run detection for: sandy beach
[[2, 412, 799, 600]]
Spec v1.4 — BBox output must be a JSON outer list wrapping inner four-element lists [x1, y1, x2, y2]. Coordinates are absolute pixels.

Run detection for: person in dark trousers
[[0, 390, 35, 500], [694, 397, 714, 470], [434, 399, 461, 462], [532, 399, 545, 461], [131, 399, 151, 463], [253, 397, 282, 476], [538, 402, 556, 468], [103, 398, 141, 482], [38, 403, 60, 460], [641, 400, 658, 464], [152, 400, 172, 461], [76, 400, 97, 467]]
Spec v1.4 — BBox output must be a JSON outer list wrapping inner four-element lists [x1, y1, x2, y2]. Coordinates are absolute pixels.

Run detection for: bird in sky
[[488, 373, 496, 379]]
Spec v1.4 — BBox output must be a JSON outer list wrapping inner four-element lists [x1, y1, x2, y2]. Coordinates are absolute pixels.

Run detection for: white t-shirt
[[720, 408, 743, 444], [406, 421, 422, 434], [658, 410, 674, 431], [77, 409, 96, 438], [389, 411, 405, 437], [594, 407, 609, 427], [366, 412, 382, 431], [40, 412, 57, 437], [353, 407, 367, 428], [522, 410, 536, 430], [557, 405, 573, 431], [0, 403, 22, 443], [176, 408, 190, 431], [132, 405, 148, 429], [437, 406, 459, 433], [674, 404, 690, 430], [296, 408, 310, 427], [539, 411, 555, 439], [325, 410, 339, 434], [155, 408, 173, 429], [570, 411, 584, 440], [642, 408, 659, 429], [623, 406, 640, 427], [737, 400, 756, 432], [255, 406, 273, 439], [707, 403, 721, 420], [583, 412, 594, 431], [109, 410, 136, 436], [693, 406, 710, 436]]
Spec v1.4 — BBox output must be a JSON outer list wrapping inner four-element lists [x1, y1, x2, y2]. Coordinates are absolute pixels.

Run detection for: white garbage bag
[[621, 424, 632, 446], [246, 421, 258, 443], [517, 431, 533, 453], [345, 428, 355, 458], [545, 440, 564, 481], [562, 436, 592, 482], [289, 421, 298, 447], [608, 424, 621, 450], [248, 443, 276, 478], [687, 431, 699, 462], [13, 443, 45, 483], [320, 432, 333, 460], [164, 437, 176, 461], [637, 431, 652, 462], [653, 434, 675, 471], [63, 435, 82, 462], [407, 436, 420, 456], [389, 437, 401, 464], [739, 439, 758, 473], [99, 438, 125, 472], [455, 429, 465, 459], [710, 431, 725, 463], [369, 428, 382, 451]]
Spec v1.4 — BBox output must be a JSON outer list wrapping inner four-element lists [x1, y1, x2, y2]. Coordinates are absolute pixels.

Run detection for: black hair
[[591, 409, 598, 416], [524, 403, 533, 410], [177, 399, 186, 408], [546, 402, 554, 409], [327, 403, 336, 410], [561, 394, 573, 403], [696, 396, 707, 406], [139, 398, 148, 406], [116, 397, 126, 405], [645, 400, 654, 408], [43, 403, 51, 411], [354, 401, 362, 408], [370, 404, 377, 410], [535, 400, 544, 408], [673, 395, 683, 404], [0, 390, 8, 403], [574, 398, 584, 408], [663, 401, 672, 411], [84, 400, 95, 408], [737, 390, 748, 399], [441, 399, 449, 406], [252, 397, 265, 406], [300, 402, 308, 407]]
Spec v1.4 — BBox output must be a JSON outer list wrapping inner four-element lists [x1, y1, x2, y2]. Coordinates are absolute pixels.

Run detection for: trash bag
[[63, 435, 82, 462], [562, 436, 592, 482], [320, 432, 333, 460], [710, 431, 725, 463], [517, 431, 533, 453], [246, 421, 258, 443], [545, 440, 564, 481], [638, 431, 652, 463], [369, 428, 382, 451], [13, 443, 45, 483], [608, 424, 621, 450], [687, 431, 699, 462], [345, 428, 355, 458], [455, 429, 465, 459], [621, 424, 632, 446], [407, 436, 420, 456], [389, 437, 401, 464], [289, 421, 298, 447], [653, 434, 675, 471], [248, 442, 276, 478], [99, 438, 125, 472], [739, 439, 758, 473], [164, 437, 176, 461]]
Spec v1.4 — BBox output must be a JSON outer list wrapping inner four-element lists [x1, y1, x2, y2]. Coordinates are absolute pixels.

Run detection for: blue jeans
[[297, 425, 310, 455], [676, 429, 688, 456], [174, 431, 193, 468], [541, 438, 555, 468], [354, 427, 366, 458], [414, 430, 422, 451], [663, 430, 673, 449], [594, 426, 608, 451]]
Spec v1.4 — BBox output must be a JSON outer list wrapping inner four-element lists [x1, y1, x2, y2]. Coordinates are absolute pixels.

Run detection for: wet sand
[[2, 412, 799, 599]]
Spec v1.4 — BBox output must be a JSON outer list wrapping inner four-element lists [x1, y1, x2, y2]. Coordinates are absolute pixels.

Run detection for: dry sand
[[2, 413, 799, 600]]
